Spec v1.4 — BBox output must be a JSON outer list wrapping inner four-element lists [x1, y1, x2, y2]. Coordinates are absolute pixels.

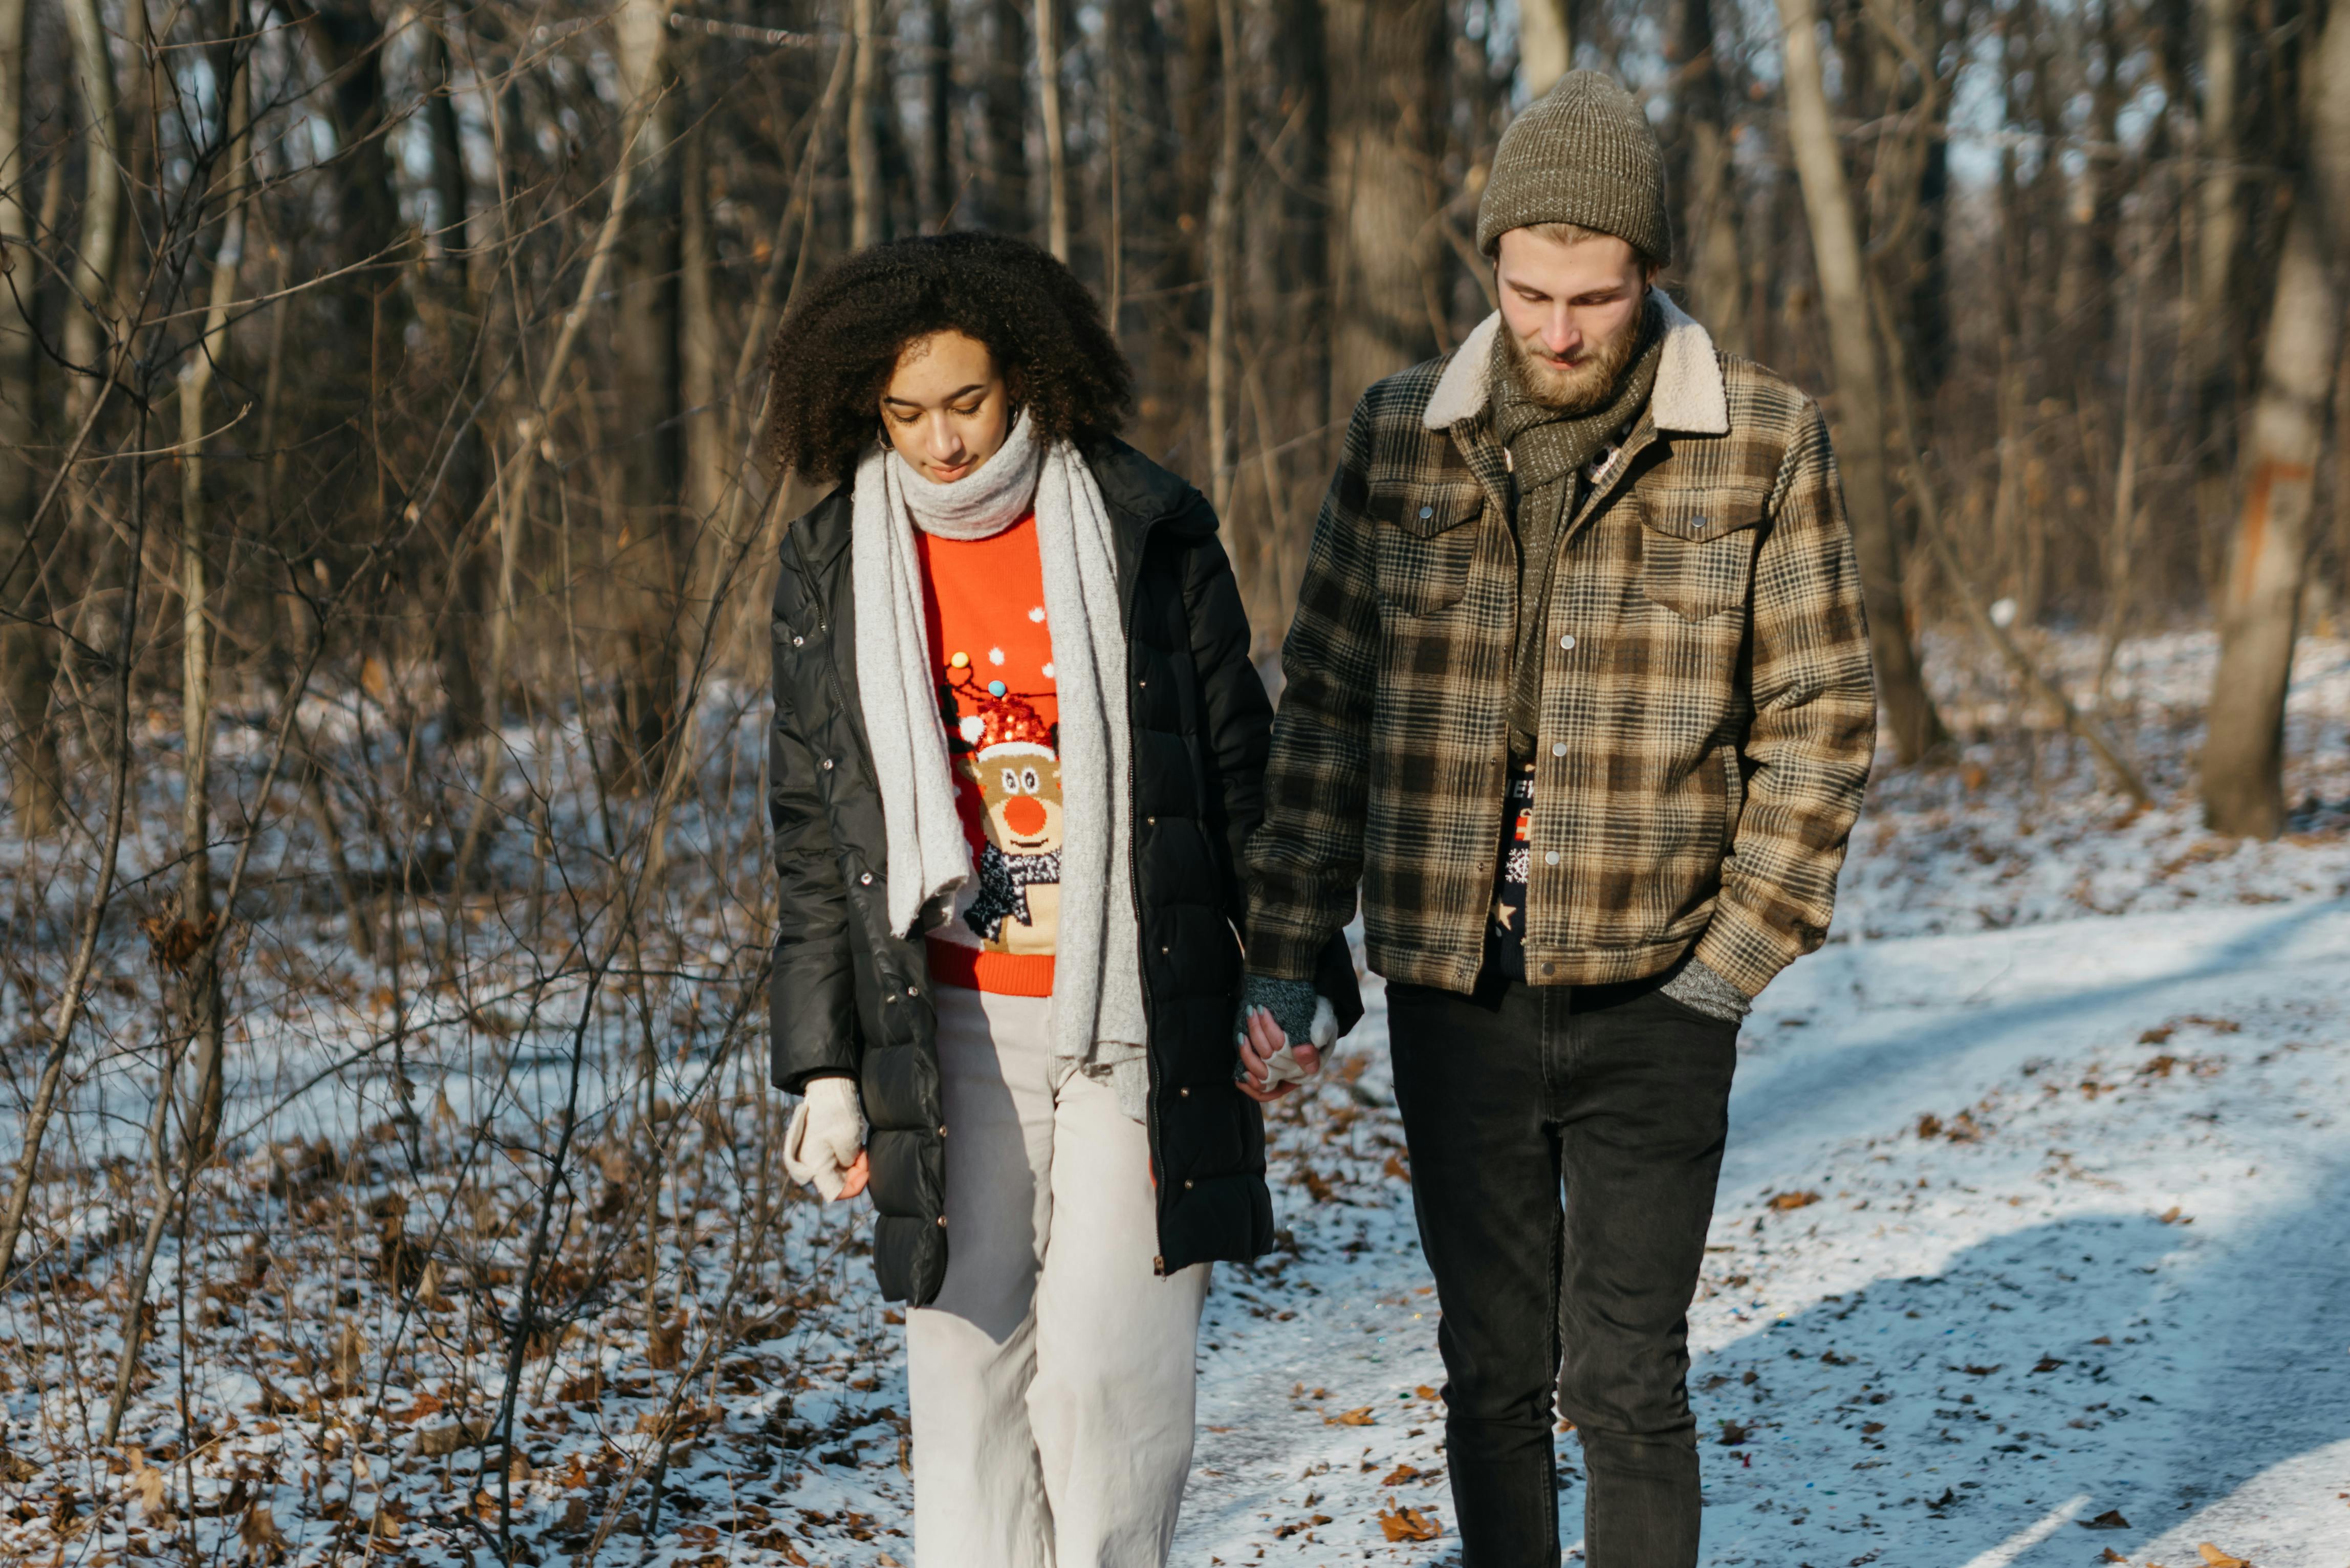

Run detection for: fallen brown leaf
[[1381, 1464, 1421, 1485], [1326, 1406, 1376, 1427], [1379, 1498, 1442, 1543], [2100, 1552, 2127, 1564], [238, 1503, 288, 1564], [1768, 1190, 1821, 1212], [2196, 1545, 2250, 1568], [2080, 1509, 2131, 1530], [1961, 1364, 2001, 1376], [2159, 1206, 2188, 1225]]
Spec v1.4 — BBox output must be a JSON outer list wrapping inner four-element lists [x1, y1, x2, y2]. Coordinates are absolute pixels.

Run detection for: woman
[[760, 232, 1357, 1566]]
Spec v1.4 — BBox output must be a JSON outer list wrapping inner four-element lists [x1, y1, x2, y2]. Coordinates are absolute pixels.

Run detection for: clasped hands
[[1234, 978, 1340, 1103], [785, 976, 1338, 1202]]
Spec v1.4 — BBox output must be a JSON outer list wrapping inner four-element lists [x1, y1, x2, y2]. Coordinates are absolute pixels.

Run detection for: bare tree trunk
[[423, 1, 489, 740], [1774, 0, 1947, 763], [1271, 0, 1329, 437], [1327, 0, 1443, 418], [2202, 1, 2350, 836], [1518, 0, 1571, 99], [682, 127, 725, 521], [1036, 0, 1069, 260], [984, 0, 1030, 235], [302, 0, 405, 338], [926, 0, 955, 225], [1205, 0, 1239, 517], [177, 40, 252, 1167], [613, 0, 685, 783], [2194, 0, 2242, 375], [1669, 0, 1743, 354], [62, 0, 120, 421], [849, 0, 880, 249], [0, 0, 63, 836]]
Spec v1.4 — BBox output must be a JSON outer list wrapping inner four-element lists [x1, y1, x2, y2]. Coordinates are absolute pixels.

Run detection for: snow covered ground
[[1174, 902, 2350, 1566], [5, 629, 2348, 1567]]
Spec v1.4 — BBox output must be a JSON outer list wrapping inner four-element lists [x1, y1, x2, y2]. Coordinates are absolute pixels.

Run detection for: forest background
[[1, 0, 2349, 1560]]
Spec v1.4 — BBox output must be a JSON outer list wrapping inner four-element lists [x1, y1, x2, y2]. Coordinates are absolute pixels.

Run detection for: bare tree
[[1774, 0, 1948, 763], [2202, 0, 2350, 836]]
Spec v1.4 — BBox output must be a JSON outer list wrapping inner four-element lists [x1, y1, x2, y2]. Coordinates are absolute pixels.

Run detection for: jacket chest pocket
[[1638, 492, 1767, 620], [1372, 486, 1484, 617]]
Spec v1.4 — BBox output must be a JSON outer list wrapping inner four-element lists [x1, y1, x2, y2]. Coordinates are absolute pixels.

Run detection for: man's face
[[1494, 228, 1651, 414]]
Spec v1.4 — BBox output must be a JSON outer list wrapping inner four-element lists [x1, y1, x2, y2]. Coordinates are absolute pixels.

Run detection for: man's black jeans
[[1386, 973, 1738, 1567]]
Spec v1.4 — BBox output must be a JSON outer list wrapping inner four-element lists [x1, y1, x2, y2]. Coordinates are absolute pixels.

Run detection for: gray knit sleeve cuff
[[1660, 957, 1752, 1023], [1236, 974, 1321, 1048]]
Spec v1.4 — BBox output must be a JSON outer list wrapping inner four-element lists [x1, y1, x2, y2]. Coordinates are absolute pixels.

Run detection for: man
[[1233, 72, 1877, 1567]]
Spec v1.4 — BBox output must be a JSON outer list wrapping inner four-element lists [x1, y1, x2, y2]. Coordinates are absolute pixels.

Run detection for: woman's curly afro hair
[[763, 231, 1133, 486]]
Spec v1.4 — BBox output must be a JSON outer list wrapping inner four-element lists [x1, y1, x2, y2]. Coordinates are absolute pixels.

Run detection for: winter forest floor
[[3, 629, 2349, 1568]]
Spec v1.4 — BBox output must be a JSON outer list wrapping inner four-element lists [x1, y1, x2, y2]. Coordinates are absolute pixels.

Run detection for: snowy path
[[1174, 901, 2350, 1566]]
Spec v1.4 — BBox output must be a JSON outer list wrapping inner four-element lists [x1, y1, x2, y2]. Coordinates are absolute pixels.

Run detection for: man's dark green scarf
[[1488, 298, 1664, 751]]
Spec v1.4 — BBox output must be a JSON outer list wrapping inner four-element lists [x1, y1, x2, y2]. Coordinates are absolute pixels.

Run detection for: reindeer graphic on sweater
[[949, 687, 1063, 953]]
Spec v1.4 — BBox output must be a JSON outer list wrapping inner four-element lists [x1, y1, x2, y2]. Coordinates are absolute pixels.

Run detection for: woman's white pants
[[907, 986, 1210, 1568]]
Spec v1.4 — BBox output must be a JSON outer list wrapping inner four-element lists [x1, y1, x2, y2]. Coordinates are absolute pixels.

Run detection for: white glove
[[1257, 997, 1340, 1088], [783, 1077, 866, 1201]]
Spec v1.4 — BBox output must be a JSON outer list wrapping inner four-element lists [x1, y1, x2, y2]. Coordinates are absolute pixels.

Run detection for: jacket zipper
[[1119, 518, 1169, 1276]]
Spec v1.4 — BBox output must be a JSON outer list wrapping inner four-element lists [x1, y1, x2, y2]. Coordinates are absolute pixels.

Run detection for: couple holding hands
[[763, 72, 1876, 1568]]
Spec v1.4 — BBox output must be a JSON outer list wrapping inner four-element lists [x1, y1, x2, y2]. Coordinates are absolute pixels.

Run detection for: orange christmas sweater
[[915, 513, 1063, 996]]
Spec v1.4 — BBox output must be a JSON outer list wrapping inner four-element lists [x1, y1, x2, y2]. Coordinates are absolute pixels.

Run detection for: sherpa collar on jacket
[[1418, 293, 1730, 437]]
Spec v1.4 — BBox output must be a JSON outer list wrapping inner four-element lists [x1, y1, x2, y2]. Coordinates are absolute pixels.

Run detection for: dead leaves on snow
[[1378, 1497, 1442, 1542]]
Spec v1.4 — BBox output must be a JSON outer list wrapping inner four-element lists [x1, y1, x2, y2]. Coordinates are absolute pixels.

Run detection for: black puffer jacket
[[767, 437, 1361, 1304]]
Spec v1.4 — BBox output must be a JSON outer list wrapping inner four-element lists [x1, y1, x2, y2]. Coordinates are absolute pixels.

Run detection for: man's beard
[[1502, 303, 1649, 415]]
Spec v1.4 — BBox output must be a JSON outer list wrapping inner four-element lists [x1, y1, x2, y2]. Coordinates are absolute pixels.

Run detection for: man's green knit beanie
[[1476, 70, 1671, 267]]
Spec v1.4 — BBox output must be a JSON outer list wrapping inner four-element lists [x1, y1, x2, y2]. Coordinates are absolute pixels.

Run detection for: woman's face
[[879, 329, 1011, 484]]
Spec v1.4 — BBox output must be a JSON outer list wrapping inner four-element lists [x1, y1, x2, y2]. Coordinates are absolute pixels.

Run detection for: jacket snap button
[[936, 1216, 947, 1228], [1146, 815, 1156, 826], [1544, 850, 1560, 865], [821, 758, 834, 770], [1418, 505, 1433, 519], [939, 1124, 948, 1137], [1552, 741, 1567, 757], [1558, 634, 1575, 651], [1159, 945, 1170, 955], [792, 635, 804, 647], [906, 986, 919, 997], [1183, 1179, 1194, 1190], [1179, 1087, 1191, 1099], [859, 872, 873, 885]]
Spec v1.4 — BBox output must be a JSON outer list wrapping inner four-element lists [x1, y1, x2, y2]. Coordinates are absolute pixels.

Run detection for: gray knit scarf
[[851, 410, 1150, 1118]]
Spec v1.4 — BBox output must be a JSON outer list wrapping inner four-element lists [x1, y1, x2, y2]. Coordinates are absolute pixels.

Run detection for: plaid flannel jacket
[[1245, 298, 1877, 998]]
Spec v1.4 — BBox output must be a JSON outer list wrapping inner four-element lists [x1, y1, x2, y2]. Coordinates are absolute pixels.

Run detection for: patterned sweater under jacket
[[1244, 298, 1878, 999]]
